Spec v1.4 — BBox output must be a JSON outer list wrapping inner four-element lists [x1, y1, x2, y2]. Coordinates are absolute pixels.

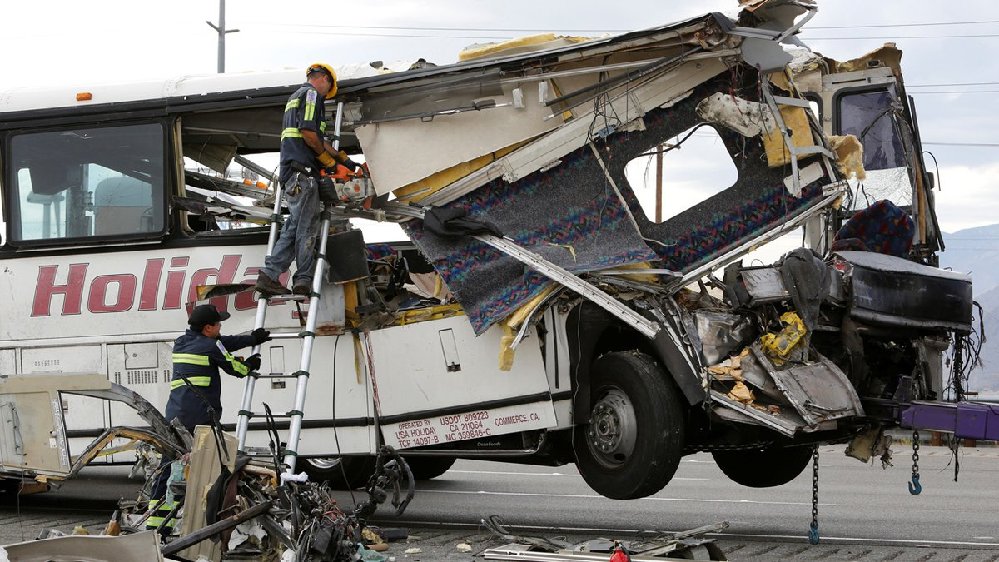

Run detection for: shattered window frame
[[833, 85, 906, 171], [624, 124, 740, 226]]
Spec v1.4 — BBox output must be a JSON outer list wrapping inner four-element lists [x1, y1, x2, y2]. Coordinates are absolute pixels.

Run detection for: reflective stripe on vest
[[225, 352, 249, 377], [304, 94, 316, 121], [281, 127, 303, 140], [170, 376, 212, 389], [145, 499, 178, 529], [172, 353, 209, 366], [285, 98, 300, 111]]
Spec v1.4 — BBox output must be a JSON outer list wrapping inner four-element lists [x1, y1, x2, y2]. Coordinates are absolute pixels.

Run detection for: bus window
[[837, 88, 905, 171], [9, 123, 165, 244], [836, 88, 912, 210]]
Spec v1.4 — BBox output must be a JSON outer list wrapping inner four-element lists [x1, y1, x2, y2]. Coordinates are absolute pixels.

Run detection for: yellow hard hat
[[306, 62, 338, 99]]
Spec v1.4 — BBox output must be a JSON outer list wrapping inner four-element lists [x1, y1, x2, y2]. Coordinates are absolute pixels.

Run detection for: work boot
[[292, 282, 311, 296], [255, 273, 290, 296]]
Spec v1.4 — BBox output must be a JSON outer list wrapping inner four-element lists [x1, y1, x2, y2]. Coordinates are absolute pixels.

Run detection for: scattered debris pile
[[4, 420, 414, 562], [481, 517, 729, 561]]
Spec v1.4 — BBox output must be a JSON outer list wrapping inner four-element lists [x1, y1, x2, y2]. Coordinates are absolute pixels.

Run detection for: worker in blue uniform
[[255, 62, 360, 297], [149, 304, 270, 504]]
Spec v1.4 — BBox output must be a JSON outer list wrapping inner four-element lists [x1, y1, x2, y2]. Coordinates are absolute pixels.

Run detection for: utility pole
[[655, 143, 664, 223], [206, 0, 240, 73]]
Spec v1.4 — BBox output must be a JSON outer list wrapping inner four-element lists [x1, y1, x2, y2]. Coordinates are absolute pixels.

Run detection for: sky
[[2, 0, 999, 235]]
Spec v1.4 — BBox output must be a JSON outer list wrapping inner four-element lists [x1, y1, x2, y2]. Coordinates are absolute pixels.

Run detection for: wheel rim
[[305, 458, 342, 470], [586, 388, 638, 469]]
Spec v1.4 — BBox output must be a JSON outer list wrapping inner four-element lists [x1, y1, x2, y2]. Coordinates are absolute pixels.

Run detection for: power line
[[923, 141, 999, 148], [809, 20, 999, 29], [911, 90, 999, 94], [908, 81, 999, 88], [803, 34, 999, 40], [243, 19, 999, 34], [284, 29, 512, 39], [241, 22, 623, 33]]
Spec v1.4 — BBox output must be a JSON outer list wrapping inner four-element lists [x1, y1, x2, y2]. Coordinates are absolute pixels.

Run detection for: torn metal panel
[[735, 0, 817, 42], [739, 267, 789, 304], [0, 530, 166, 562], [0, 375, 185, 481], [835, 251, 973, 332], [405, 138, 659, 334], [745, 344, 864, 426], [0, 374, 110, 477], [740, 37, 793, 71], [356, 82, 559, 195], [694, 310, 754, 365], [709, 389, 803, 436], [696, 92, 775, 137], [418, 56, 731, 206]]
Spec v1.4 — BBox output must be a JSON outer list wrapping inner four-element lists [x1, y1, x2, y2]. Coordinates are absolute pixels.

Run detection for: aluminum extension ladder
[[233, 102, 345, 477]]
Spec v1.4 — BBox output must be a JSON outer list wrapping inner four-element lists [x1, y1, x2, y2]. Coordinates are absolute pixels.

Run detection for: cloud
[[934, 163, 999, 232]]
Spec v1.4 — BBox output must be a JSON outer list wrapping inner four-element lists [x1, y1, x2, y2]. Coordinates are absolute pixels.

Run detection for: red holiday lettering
[[88, 274, 137, 313], [32, 263, 87, 316]]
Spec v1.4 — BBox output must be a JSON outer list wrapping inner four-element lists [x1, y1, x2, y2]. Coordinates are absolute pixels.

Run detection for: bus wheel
[[302, 456, 375, 489], [712, 445, 813, 488], [573, 351, 685, 500], [404, 456, 456, 480]]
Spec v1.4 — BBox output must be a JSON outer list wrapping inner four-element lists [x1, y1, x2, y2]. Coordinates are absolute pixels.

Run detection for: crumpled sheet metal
[[695, 92, 816, 170], [405, 142, 657, 335], [608, 78, 830, 274], [0, 531, 168, 562]]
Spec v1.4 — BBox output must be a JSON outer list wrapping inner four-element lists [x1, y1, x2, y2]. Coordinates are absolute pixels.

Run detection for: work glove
[[318, 176, 337, 203], [317, 151, 337, 169], [343, 158, 362, 172], [243, 353, 262, 372], [251, 328, 272, 345]]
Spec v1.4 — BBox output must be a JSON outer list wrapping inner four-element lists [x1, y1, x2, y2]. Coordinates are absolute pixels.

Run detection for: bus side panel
[[367, 316, 556, 450], [228, 334, 374, 456]]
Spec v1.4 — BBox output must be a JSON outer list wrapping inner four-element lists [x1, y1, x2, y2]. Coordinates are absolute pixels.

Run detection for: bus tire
[[404, 456, 456, 480], [302, 456, 376, 489], [712, 445, 813, 488], [573, 351, 685, 500]]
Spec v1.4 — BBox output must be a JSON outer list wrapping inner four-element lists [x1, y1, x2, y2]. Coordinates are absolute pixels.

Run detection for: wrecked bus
[[0, 0, 975, 501]]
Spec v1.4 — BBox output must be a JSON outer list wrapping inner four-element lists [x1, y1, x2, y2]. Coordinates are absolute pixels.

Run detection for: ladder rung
[[254, 373, 301, 379], [262, 294, 310, 303], [242, 447, 279, 458], [239, 409, 304, 419]]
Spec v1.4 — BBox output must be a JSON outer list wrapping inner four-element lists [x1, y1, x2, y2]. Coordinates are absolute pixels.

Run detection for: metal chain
[[809, 445, 819, 545], [909, 430, 922, 495]]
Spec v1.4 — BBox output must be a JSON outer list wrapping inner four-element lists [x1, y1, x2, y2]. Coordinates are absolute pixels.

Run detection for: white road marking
[[419, 488, 826, 506], [727, 532, 999, 548], [391, 519, 999, 548], [450, 470, 564, 476], [450, 470, 708, 481]]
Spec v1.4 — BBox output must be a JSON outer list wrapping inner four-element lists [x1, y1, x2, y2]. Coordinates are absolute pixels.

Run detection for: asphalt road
[[3, 444, 999, 560], [371, 444, 999, 547]]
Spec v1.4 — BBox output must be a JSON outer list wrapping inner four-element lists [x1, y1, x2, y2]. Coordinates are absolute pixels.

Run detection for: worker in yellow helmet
[[256, 63, 361, 296]]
